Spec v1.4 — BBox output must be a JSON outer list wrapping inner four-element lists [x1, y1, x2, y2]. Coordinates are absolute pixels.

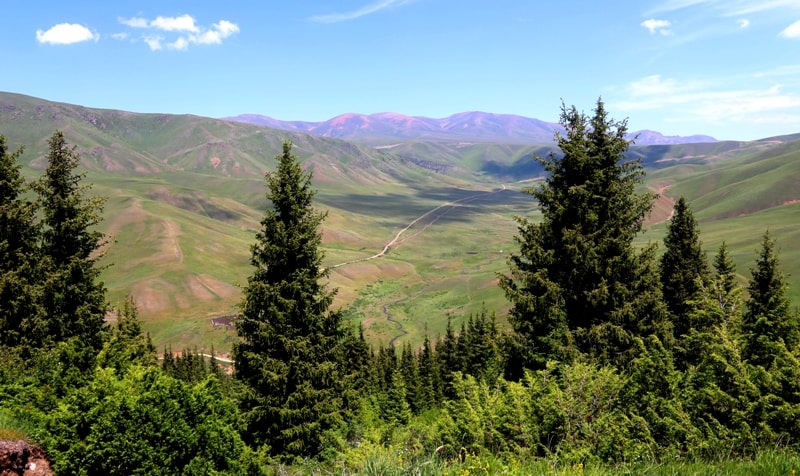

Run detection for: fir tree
[[233, 140, 347, 459], [742, 232, 798, 368], [34, 131, 108, 353], [660, 196, 709, 337], [714, 241, 738, 298], [97, 296, 157, 373], [339, 323, 372, 412], [500, 100, 669, 369], [400, 342, 421, 413], [417, 333, 440, 409], [0, 135, 40, 349], [162, 346, 176, 374], [680, 245, 745, 369], [383, 370, 412, 426]]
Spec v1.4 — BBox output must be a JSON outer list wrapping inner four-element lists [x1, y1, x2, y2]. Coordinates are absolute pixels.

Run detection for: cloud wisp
[[648, 0, 800, 16], [612, 74, 800, 134], [311, 0, 415, 23], [117, 14, 239, 50], [641, 18, 673, 35], [780, 19, 800, 38], [36, 23, 98, 45]]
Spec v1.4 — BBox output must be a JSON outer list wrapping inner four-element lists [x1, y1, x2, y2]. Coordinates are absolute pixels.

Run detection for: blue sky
[[2, 0, 800, 140]]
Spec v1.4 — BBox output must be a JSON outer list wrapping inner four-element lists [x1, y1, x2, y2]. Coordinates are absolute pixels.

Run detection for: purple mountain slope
[[222, 111, 717, 145]]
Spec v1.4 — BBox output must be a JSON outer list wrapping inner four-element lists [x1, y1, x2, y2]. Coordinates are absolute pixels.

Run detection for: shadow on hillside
[[478, 147, 553, 181], [316, 186, 535, 225]]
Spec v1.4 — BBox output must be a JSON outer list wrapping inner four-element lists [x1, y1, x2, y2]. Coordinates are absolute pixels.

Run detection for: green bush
[[45, 366, 249, 475]]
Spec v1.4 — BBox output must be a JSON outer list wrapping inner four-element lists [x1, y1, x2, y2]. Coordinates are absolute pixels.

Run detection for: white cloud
[[780, 19, 800, 38], [111, 32, 129, 40], [311, 0, 415, 23], [191, 20, 240, 45], [641, 18, 673, 35], [724, 0, 800, 16], [629, 75, 675, 96], [117, 15, 239, 51], [119, 16, 148, 28], [150, 14, 199, 32], [168, 37, 190, 50], [649, 0, 800, 16], [612, 74, 800, 133], [144, 36, 163, 51], [738, 18, 750, 28], [36, 23, 98, 45]]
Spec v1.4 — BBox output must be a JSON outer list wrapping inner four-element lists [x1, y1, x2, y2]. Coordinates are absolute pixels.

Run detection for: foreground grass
[[0, 408, 34, 441], [268, 449, 800, 475]]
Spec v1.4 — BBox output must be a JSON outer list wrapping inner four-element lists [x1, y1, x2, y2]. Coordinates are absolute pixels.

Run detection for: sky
[[2, 0, 800, 141]]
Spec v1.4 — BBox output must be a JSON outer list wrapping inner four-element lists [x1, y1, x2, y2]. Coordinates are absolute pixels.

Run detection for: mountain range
[[223, 111, 719, 146]]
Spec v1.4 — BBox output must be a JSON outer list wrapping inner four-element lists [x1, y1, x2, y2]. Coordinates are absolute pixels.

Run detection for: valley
[[2, 91, 799, 356]]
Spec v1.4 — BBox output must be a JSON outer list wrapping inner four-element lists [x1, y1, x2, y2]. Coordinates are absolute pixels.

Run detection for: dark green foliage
[[416, 334, 441, 410], [233, 140, 348, 460], [170, 348, 210, 384], [0, 135, 40, 349], [97, 296, 157, 374], [680, 322, 761, 457], [435, 310, 504, 398], [715, 241, 738, 297], [660, 196, 709, 337], [383, 370, 412, 426], [460, 309, 504, 384], [341, 324, 372, 391], [626, 336, 695, 455], [681, 244, 745, 368], [46, 366, 248, 475], [33, 131, 108, 354], [399, 343, 421, 413], [500, 100, 669, 369], [742, 232, 799, 367]]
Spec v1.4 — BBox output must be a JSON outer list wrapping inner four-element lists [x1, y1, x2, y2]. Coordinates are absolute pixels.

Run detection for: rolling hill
[[1, 91, 798, 356]]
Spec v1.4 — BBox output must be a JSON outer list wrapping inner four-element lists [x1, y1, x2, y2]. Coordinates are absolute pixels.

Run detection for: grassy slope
[[2, 91, 799, 355], [645, 137, 800, 305]]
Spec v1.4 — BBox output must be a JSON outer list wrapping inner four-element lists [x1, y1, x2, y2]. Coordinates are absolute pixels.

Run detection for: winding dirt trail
[[328, 187, 512, 270], [328, 186, 515, 345]]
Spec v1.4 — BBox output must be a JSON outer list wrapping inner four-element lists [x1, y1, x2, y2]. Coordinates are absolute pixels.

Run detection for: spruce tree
[[679, 244, 745, 370], [660, 196, 709, 337], [234, 140, 347, 459], [34, 131, 107, 353], [500, 100, 669, 369], [97, 296, 157, 373], [417, 333, 440, 409], [742, 231, 798, 367], [0, 135, 40, 349], [714, 241, 738, 298]]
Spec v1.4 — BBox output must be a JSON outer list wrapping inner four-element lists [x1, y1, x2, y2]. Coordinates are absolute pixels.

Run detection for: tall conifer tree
[[742, 231, 798, 367], [34, 131, 107, 352], [660, 196, 709, 337], [234, 140, 347, 459], [0, 136, 40, 348], [500, 100, 670, 369]]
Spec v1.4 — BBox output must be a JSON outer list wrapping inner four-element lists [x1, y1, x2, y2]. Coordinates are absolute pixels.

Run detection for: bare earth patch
[[645, 183, 676, 225]]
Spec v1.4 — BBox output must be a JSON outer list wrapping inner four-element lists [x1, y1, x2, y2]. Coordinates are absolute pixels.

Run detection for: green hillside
[[1, 91, 799, 356], [645, 136, 800, 304]]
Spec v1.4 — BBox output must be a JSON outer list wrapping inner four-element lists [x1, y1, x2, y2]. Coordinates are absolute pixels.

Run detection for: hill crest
[[223, 111, 718, 146]]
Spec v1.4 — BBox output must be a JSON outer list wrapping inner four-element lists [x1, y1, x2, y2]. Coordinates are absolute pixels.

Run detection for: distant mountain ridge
[[223, 111, 718, 146]]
